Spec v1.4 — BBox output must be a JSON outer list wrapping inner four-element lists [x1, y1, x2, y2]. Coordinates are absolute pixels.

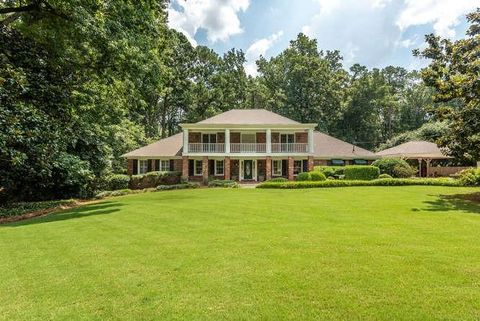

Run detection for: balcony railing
[[271, 143, 308, 153], [188, 143, 225, 153], [230, 143, 266, 153], [187, 143, 309, 153]]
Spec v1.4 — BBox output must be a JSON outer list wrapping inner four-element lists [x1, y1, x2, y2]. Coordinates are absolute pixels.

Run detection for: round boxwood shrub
[[309, 171, 326, 181], [296, 172, 311, 181], [378, 173, 393, 179], [372, 158, 415, 178], [344, 165, 380, 180], [106, 174, 130, 190]]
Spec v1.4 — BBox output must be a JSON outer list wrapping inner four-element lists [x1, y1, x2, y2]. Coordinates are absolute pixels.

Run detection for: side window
[[273, 160, 282, 176], [194, 160, 203, 175]]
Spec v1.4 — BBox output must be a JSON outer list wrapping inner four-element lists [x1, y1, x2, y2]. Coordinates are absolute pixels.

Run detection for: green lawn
[[1, 187, 480, 320]]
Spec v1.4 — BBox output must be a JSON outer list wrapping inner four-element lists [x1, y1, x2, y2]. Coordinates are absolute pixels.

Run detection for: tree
[[414, 8, 480, 161]]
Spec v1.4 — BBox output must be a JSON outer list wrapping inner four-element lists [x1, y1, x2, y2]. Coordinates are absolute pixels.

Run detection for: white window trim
[[159, 160, 170, 172], [194, 159, 203, 176], [280, 133, 296, 144], [215, 160, 224, 176], [201, 133, 218, 144], [138, 159, 148, 174], [272, 159, 282, 176]]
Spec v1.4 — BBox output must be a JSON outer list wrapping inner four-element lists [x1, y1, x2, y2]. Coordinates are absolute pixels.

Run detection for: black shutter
[[189, 160, 194, 176], [169, 159, 174, 171], [209, 160, 214, 176], [282, 160, 288, 176], [303, 160, 308, 172], [133, 159, 138, 175], [155, 160, 160, 171], [147, 159, 152, 172]]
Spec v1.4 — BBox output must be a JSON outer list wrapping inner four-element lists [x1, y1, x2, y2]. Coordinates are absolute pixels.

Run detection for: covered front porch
[[182, 156, 314, 183]]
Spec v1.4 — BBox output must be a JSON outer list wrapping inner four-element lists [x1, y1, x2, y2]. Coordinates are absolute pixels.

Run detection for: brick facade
[[288, 156, 294, 181], [271, 132, 280, 143], [189, 132, 201, 143], [295, 132, 308, 143], [202, 156, 209, 184], [230, 132, 240, 143], [308, 156, 314, 171], [266, 156, 272, 180], [182, 156, 188, 179], [127, 159, 134, 175], [256, 132, 266, 144], [314, 159, 328, 166], [224, 157, 231, 180]]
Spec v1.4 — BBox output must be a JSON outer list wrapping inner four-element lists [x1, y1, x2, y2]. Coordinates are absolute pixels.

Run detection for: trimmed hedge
[[344, 165, 380, 180], [0, 199, 76, 218], [106, 174, 130, 190], [314, 166, 345, 178], [309, 171, 327, 181], [296, 172, 310, 181], [379, 173, 393, 179], [257, 178, 460, 189], [129, 171, 181, 189], [267, 177, 288, 183], [94, 189, 147, 199], [156, 183, 200, 191], [208, 180, 239, 188], [372, 158, 415, 178]]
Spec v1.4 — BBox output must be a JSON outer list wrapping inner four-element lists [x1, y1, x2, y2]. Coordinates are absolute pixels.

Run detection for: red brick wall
[[231, 132, 240, 143], [127, 159, 134, 175], [202, 156, 209, 184], [256, 132, 266, 143], [182, 157, 188, 179], [295, 132, 308, 143], [308, 156, 314, 171], [224, 157, 231, 180], [265, 156, 272, 180], [288, 157, 294, 181], [271, 132, 280, 143], [189, 132, 201, 143], [314, 159, 328, 166], [217, 132, 225, 143]]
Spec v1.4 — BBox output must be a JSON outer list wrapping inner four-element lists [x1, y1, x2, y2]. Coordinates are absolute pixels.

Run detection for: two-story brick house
[[122, 109, 377, 182]]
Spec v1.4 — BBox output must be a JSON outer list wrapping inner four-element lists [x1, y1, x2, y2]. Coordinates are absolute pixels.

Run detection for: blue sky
[[168, 0, 477, 75]]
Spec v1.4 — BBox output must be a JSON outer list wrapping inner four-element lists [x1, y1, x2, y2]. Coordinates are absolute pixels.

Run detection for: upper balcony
[[183, 129, 313, 155]]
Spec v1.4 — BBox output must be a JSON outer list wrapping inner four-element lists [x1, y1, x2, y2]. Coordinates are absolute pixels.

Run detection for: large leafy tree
[[414, 8, 480, 161]]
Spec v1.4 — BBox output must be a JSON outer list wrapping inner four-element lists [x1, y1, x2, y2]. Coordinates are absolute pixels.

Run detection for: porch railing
[[188, 143, 225, 153], [230, 143, 266, 153], [271, 143, 308, 153]]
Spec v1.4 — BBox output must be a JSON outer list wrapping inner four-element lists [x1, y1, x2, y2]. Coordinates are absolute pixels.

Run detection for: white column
[[183, 129, 189, 154], [308, 128, 314, 153], [266, 128, 272, 154], [225, 129, 230, 153]]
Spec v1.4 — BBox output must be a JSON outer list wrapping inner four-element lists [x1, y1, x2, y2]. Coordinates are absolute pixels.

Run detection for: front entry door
[[243, 160, 253, 179]]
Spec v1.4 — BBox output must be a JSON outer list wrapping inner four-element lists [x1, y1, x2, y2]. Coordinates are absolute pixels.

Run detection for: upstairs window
[[202, 134, 217, 144]]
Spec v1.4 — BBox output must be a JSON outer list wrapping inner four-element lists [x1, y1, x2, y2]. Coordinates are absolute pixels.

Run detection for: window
[[202, 134, 217, 143], [330, 159, 345, 166], [215, 160, 224, 176], [194, 160, 203, 176], [294, 160, 302, 175], [273, 160, 282, 176], [160, 160, 170, 171], [241, 133, 256, 143], [138, 160, 148, 174], [353, 159, 368, 165], [280, 134, 295, 152]]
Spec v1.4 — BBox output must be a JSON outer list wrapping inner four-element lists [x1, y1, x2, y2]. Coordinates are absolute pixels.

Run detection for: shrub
[[378, 173, 393, 179], [344, 166, 380, 180], [106, 174, 130, 190], [268, 177, 288, 183], [309, 171, 326, 181], [129, 171, 181, 189], [458, 168, 480, 186], [208, 180, 239, 188], [296, 172, 311, 181], [95, 189, 137, 199], [257, 178, 460, 189], [156, 183, 200, 191], [314, 166, 344, 178], [372, 158, 415, 178], [0, 199, 76, 218], [392, 164, 416, 178]]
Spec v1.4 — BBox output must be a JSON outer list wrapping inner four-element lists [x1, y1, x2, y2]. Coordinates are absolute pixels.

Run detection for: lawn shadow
[[1, 201, 123, 227], [417, 192, 480, 215]]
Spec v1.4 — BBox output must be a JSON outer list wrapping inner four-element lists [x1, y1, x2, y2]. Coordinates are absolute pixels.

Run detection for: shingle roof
[[121, 133, 183, 157], [313, 131, 377, 159], [376, 141, 450, 159], [197, 109, 300, 125], [121, 131, 377, 159]]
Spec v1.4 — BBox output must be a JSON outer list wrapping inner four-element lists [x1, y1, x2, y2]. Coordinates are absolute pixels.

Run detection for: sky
[[167, 0, 478, 76]]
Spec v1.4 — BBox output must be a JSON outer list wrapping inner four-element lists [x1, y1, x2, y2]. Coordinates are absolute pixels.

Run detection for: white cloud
[[244, 31, 284, 76], [168, 0, 249, 45], [396, 0, 478, 38]]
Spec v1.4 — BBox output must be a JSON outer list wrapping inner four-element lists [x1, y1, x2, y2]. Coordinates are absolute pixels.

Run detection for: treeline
[[1, 1, 478, 201]]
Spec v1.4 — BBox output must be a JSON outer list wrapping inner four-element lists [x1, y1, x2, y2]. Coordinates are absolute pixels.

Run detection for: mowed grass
[[1, 187, 480, 321]]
